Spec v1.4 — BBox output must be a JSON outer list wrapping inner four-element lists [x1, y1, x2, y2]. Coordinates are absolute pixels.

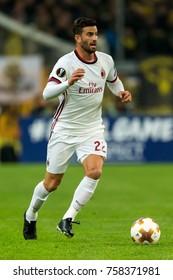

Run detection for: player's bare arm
[[118, 90, 132, 103], [68, 68, 85, 86]]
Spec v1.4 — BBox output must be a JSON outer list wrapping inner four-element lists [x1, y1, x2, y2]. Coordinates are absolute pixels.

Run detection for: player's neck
[[75, 47, 95, 62]]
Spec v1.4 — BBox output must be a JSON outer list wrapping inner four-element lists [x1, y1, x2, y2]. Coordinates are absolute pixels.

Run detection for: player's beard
[[81, 41, 97, 54]]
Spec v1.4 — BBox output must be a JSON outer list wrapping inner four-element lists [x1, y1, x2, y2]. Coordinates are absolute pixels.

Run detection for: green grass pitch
[[0, 163, 173, 260]]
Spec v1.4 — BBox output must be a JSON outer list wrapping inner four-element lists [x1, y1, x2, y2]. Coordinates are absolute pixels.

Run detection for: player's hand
[[118, 90, 132, 103], [68, 68, 85, 86]]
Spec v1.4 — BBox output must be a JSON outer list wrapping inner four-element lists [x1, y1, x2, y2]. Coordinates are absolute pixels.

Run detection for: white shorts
[[46, 131, 107, 174]]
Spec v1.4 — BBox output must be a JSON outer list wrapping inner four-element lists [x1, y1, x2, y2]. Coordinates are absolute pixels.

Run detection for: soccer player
[[23, 17, 132, 239]]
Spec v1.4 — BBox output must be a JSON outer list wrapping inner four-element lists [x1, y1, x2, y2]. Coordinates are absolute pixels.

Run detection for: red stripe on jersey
[[106, 74, 118, 83], [74, 49, 97, 64], [51, 91, 67, 132], [48, 77, 61, 83]]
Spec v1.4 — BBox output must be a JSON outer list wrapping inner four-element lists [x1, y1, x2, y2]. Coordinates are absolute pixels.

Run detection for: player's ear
[[75, 34, 81, 43]]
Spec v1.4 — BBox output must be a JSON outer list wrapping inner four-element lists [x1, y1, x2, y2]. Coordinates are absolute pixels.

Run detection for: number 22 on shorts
[[94, 141, 106, 153]]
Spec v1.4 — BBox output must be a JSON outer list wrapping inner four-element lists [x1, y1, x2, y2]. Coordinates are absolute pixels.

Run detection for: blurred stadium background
[[0, 0, 173, 164]]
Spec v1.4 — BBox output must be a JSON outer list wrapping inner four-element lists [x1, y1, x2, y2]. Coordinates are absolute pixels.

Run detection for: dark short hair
[[72, 17, 97, 36]]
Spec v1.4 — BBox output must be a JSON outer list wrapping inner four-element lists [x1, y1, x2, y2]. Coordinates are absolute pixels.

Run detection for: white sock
[[63, 176, 99, 221], [26, 181, 50, 222]]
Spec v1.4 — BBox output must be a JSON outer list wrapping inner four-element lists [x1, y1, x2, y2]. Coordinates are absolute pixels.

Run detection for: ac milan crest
[[101, 68, 106, 79]]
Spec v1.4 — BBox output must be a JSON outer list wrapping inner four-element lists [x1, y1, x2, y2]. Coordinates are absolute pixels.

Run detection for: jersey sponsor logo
[[56, 68, 66, 77], [101, 68, 106, 79], [79, 86, 103, 93]]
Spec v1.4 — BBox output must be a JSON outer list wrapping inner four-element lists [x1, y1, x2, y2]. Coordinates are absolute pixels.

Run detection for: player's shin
[[26, 181, 50, 222], [63, 176, 99, 220]]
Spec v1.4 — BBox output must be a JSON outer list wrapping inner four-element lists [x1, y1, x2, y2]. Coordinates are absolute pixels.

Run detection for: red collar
[[74, 49, 97, 64]]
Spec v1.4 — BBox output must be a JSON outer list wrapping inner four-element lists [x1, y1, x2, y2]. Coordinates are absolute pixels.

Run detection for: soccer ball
[[130, 217, 161, 244]]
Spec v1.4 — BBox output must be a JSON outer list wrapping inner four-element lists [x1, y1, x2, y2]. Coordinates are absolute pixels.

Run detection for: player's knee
[[44, 176, 62, 192], [86, 168, 102, 180]]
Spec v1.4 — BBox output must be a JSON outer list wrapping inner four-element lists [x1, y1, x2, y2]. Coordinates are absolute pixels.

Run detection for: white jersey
[[48, 50, 117, 136]]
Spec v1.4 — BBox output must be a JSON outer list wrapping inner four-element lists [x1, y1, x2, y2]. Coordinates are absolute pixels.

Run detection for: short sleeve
[[48, 57, 69, 83], [106, 56, 117, 83]]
